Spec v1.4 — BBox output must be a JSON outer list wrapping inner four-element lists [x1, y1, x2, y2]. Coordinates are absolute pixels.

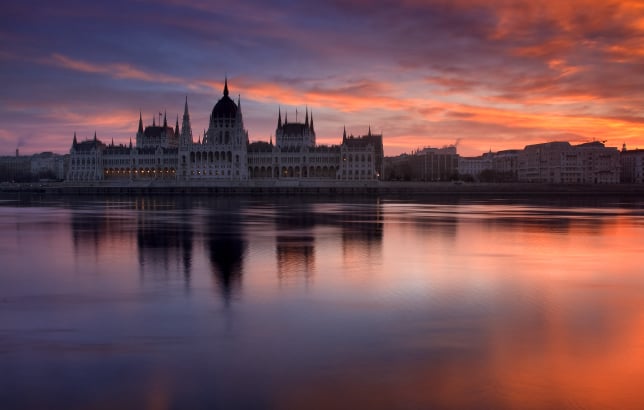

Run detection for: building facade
[[620, 146, 644, 183], [67, 80, 384, 183], [518, 141, 619, 184]]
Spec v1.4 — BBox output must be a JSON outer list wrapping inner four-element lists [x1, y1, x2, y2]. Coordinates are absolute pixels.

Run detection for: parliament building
[[67, 80, 384, 184]]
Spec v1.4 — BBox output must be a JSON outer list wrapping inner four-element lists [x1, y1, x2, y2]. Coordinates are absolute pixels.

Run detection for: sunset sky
[[2, 0, 644, 156]]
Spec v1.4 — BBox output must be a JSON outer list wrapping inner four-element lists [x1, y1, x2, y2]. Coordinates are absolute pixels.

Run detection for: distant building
[[518, 141, 619, 184], [67, 79, 383, 183], [491, 150, 519, 180], [458, 153, 492, 180], [459, 150, 519, 182], [0, 151, 31, 182], [620, 146, 644, 183], [411, 146, 458, 181], [31, 152, 67, 180]]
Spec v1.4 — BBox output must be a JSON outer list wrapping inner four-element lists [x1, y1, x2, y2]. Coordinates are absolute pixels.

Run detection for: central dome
[[211, 79, 238, 119]]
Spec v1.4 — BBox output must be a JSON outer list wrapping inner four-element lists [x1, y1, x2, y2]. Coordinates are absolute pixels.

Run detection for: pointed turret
[[181, 96, 193, 146], [310, 111, 314, 132], [343, 126, 347, 143], [305, 106, 309, 127], [138, 111, 143, 134], [223, 77, 229, 97], [175, 115, 180, 137], [368, 125, 371, 136], [93, 131, 97, 141], [163, 110, 167, 128], [277, 107, 282, 128], [73, 131, 77, 146], [129, 137, 132, 148], [111, 138, 114, 146], [284, 111, 288, 124]]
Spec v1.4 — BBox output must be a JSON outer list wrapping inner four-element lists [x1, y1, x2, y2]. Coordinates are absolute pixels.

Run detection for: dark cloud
[[2, 0, 644, 155]]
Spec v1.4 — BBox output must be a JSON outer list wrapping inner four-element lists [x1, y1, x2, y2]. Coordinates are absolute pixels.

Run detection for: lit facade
[[67, 80, 383, 183]]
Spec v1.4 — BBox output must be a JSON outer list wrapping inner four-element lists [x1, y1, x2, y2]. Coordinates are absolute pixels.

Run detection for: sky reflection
[[1, 197, 643, 409]]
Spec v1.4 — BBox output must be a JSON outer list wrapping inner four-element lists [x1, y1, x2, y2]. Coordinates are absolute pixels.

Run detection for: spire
[[138, 110, 143, 134], [175, 114, 180, 137], [111, 137, 114, 146], [129, 137, 132, 148], [153, 115, 156, 127], [343, 126, 347, 142], [284, 111, 288, 124], [368, 125, 371, 136], [270, 134, 273, 145], [310, 111, 314, 132], [93, 131, 97, 141], [181, 96, 193, 145], [237, 94, 243, 120], [73, 131, 77, 145], [223, 77, 229, 97], [163, 110, 167, 127], [277, 107, 282, 128], [305, 106, 309, 127]]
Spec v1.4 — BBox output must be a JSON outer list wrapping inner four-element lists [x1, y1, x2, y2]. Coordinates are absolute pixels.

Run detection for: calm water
[[1, 195, 644, 409]]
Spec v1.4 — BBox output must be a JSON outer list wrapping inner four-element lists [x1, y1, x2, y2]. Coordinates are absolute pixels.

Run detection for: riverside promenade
[[5, 180, 644, 198]]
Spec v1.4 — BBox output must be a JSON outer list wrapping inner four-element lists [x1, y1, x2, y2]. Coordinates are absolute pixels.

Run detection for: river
[[1, 195, 643, 409]]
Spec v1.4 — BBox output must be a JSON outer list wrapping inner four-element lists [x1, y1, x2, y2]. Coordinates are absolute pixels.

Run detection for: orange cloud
[[49, 53, 185, 84]]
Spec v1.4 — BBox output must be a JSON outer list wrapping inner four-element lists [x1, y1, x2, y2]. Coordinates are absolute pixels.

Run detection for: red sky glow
[[2, 0, 644, 156]]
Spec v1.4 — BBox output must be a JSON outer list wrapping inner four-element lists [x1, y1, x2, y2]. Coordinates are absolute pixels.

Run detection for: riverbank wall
[[4, 181, 644, 198]]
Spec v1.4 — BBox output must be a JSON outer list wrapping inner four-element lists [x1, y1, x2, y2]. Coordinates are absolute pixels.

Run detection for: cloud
[[48, 54, 185, 84], [3, 0, 644, 156]]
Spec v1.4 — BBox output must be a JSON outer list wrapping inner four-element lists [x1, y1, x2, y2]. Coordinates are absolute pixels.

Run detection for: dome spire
[[223, 77, 229, 97]]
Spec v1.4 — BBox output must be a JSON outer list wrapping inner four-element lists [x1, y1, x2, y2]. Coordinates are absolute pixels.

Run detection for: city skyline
[[3, 1, 644, 157]]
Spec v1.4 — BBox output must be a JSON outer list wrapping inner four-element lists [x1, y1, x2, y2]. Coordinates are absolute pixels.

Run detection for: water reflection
[[205, 202, 246, 301], [136, 208, 194, 287], [2, 196, 644, 409]]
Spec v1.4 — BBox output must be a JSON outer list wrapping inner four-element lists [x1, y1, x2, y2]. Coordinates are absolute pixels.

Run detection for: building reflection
[[70, 200, 137, 256], [136, 206, 194, 288], [272, 200, 384, 283], [67, 197, 386, 297], [205, 202, 246, 301], [339, 203, 383, 263], [276, 235, 315, 284]]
